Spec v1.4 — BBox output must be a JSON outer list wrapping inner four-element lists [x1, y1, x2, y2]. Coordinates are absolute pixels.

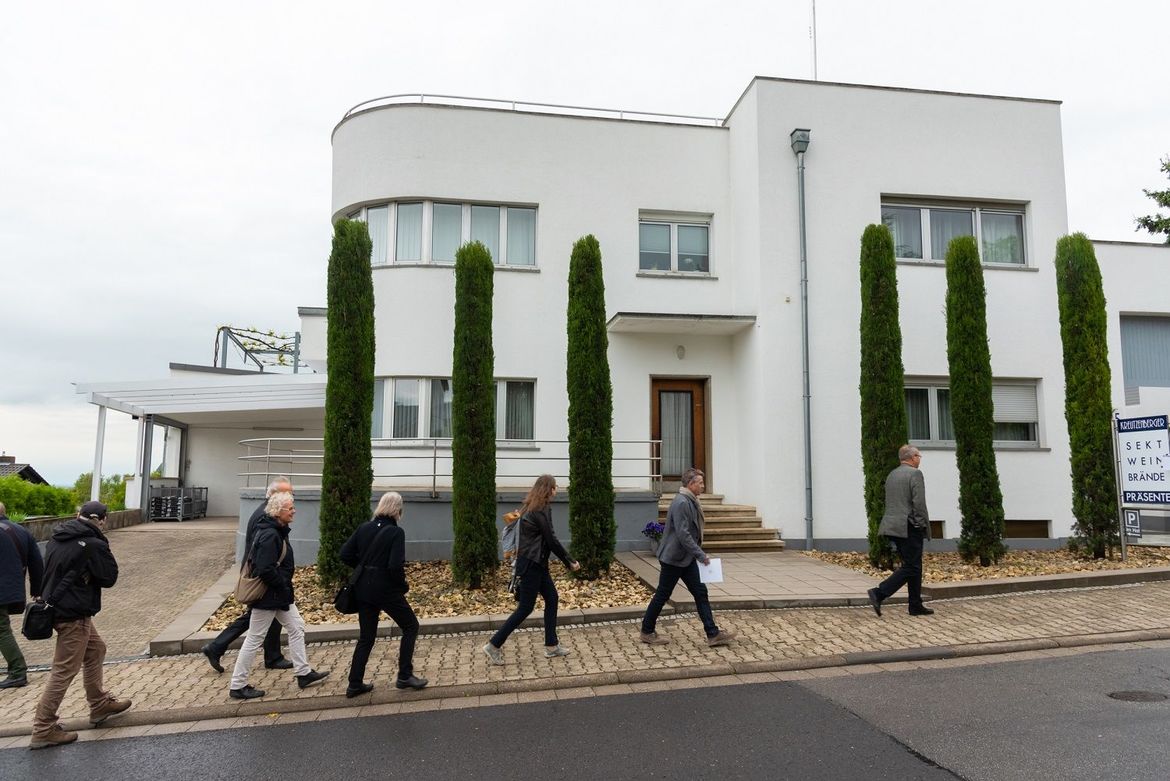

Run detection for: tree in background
[[318, 219, 375, 586], [858, 224, 905, 569], [71, 472, 129, 511], [1055, 233, 1119, 559], [0, 476, 75, 519], [451, 241, 498, 588], [945, 236, 1006, 566], [1135, 156, 1170, 243], [566, 235, 615, 578]]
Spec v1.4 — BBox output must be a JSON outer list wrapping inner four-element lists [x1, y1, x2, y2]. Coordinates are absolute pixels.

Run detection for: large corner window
[[905, 380, 1039, 446], [355, 201, 538, 267], [638, 213, 711, 273], [881, 202, 1026, 266], [377, 377, 535, 441]]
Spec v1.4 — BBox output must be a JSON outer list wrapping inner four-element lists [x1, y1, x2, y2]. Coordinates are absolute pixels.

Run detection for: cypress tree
[[858, 224, 905, 569], [1055, 233, 1118, 558], [451, 240, 497, 588], [945, 235, 1006, 566], [318, 219, 375, 586], [566, 235, 615, 578]]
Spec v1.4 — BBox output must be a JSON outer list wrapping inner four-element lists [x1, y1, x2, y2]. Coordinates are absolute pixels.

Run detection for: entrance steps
[[657, 493, 785, 552]]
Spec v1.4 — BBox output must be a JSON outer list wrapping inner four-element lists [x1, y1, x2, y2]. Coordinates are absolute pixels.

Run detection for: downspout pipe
[[790, 129, 814, 550]]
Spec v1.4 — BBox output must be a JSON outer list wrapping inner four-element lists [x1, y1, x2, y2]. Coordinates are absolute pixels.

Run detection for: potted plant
[[641, 520, 665, 554]]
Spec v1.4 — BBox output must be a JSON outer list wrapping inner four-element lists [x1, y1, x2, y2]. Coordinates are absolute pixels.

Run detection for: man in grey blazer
[[639, 468, 736, 646], [868, 445, 935, 616]]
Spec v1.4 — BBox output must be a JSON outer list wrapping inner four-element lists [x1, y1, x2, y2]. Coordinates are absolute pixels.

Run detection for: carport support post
[[139, 415, 154, 519], [91, 406, 106, 501]]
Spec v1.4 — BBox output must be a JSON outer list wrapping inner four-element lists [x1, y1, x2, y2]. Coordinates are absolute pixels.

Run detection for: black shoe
[[201, 644, 224, 674], [229, 685, 265, 700], [909, 605, 935, 616], [867, 588, 883, 618], [296, 669, 330, 689], [346, 683, 374, 698], [0, 674, 28, 689], [395, 675, 428, 690], [265, 658, 294, 670]]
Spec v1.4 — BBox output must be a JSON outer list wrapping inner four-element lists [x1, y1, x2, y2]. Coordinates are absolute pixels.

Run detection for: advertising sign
[[1117, 415, 1170, 505], [1123, 509, 1142, 538]]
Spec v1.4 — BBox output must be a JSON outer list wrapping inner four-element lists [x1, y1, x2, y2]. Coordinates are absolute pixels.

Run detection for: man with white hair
[[201, 477, 294, 672]]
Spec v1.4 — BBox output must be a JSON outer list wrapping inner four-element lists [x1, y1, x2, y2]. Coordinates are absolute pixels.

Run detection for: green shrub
[[0, 476, 75, 517], [71, 472, 129, 511], [318, 219, 375, 587], [566, 235, 615, 578]]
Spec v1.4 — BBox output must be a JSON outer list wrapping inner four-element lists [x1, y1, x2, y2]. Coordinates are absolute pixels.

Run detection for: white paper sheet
[[698, 557, 723, 583]]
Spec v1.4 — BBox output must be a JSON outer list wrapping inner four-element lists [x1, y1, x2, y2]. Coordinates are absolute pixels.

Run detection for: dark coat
[[244, 501, 268, 549], [515, 508, 571, 570], [248, 515, 295, 610], [0, 516, 44, 608], [41, 517, 118, 621], [340, 515, 408, 603]]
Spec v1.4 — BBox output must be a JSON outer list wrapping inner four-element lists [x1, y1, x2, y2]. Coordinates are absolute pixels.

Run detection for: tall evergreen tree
[[566, 235, 615, 578], [318, 219, 375, 586], [1135, 156, 1170, 243], [945, 235, 1006, 566], [451, 241, 497, 588], [858, 224, 906, 569], [1055, 233, 1119, 558]]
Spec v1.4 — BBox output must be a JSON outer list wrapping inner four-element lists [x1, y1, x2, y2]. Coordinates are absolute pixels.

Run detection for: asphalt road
[[5, 646, 1169, 780]]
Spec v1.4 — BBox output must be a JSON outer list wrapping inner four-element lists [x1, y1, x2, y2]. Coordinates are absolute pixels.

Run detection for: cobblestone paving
[[3, 581, 1169, 731]]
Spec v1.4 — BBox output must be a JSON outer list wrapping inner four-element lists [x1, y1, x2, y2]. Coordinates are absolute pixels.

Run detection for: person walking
[[201, 477, 293, 673], [639, 467, 736, 647], [482, 475, 580, 664], [227, 492, 328, 699], [867, 444, 935, 617], [30, 501, 131, 750], [340, 492, 427, 697], [0, 501, 44, 689]]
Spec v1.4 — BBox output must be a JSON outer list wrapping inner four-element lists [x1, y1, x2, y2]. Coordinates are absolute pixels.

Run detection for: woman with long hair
[[482, 475, 580, 664], [339, 491, 428, 697]]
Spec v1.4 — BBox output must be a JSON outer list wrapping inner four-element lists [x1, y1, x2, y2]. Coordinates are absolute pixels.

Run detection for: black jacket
[[244, 501, 268, 549], [516, 508, 571, 570], [0, 517, 43, 608], [340, 515, 408, 602], [41, 517, 118, 621], [248, 515, 295, 610]]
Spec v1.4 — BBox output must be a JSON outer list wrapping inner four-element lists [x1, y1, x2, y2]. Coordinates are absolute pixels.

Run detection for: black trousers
[[206, 609, 285, 665], [875, 527, 926, 608], [641, 560, 719, 638], [348, 594, 419, 685], [490, 559, 560, 648]]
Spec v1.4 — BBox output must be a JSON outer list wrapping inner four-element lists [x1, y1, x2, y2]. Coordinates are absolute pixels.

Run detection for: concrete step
[[703, 527, 779, 541], [702, 539, 787, 552], [703, 517, 766, 528]]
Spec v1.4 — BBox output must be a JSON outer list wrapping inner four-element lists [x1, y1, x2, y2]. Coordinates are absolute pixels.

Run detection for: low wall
[[19, 509, 144, 542], [237, 489, 660, 563]]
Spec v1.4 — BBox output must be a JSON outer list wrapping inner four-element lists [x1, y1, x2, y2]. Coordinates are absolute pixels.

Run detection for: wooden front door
[[651, 378, 707, 484]]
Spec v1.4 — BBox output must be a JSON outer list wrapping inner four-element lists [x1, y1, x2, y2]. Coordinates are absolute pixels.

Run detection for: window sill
[[913, 443, 1051, 452], [895, 259, 1037, 272], [374, 439, 539, 451], [636, 271, 718, 280], [374, 262, 540, 272]]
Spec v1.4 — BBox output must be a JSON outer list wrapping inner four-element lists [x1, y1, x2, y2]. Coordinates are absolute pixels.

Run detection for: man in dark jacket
[[30, 501, 131, 750], [200, 477, 293, 673], [0, 502, 44, 689]]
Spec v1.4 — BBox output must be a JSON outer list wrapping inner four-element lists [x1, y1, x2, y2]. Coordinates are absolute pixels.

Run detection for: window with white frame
[[376, 377, 536, 441], [356, 201, 537, 266], [638, 216, 710, 273], [904, 381, 1039, 445], [881, 202, 1026, 265]]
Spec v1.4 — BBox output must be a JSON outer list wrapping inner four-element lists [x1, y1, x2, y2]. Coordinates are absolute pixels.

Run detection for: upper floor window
[[881, 202, 1026, 266], [354, 201, 537, 267], [639, 214, 711, 273], [375, 377, 535, 441], [904, 380, 1040, 447]]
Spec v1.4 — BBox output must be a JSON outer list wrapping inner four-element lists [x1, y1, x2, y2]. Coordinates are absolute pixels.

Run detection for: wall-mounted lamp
[[675, 345, 686, 360]]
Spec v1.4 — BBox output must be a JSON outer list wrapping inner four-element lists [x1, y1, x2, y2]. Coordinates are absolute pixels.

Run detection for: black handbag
[[333, 524, 396, 614], [22, 602, 54, 641]]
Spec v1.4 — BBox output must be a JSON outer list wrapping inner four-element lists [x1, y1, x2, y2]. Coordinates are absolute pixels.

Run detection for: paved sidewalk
[[3, 581, 1170, 737]]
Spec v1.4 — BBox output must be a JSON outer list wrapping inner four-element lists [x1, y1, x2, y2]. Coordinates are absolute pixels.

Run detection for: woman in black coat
[[340, 491, 427, 697], [482, 474, 580, 664]]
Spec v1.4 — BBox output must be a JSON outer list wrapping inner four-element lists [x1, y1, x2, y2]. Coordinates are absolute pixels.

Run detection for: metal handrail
[[338, 93, 724, 128]]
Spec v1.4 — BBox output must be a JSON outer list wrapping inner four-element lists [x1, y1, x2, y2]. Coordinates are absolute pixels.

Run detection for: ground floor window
[[375, 377, 535, 441], [904, 380, 1039, 446]]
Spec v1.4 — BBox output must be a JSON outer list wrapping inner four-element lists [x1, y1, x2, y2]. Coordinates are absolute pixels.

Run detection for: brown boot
[[29, 724, 78, 750], [90, 696, 132, 726]]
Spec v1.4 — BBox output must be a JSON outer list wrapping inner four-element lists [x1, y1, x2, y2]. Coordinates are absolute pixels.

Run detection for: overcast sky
[[2, 0, 1167, 486]]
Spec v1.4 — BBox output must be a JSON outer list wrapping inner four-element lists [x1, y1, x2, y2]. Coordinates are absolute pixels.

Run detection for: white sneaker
[[482, 642, 505, 665], [544, 645, 571, 658]]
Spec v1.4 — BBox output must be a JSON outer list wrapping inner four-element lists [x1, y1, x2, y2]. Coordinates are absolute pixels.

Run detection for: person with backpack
[[0, 501, 43, 690], [339, 491, 427, 697], [483, 475, 580, 665]]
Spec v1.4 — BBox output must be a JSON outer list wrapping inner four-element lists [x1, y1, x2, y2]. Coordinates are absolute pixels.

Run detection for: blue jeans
[[641, 560, 719, 638], [490, 558, 560, 648]]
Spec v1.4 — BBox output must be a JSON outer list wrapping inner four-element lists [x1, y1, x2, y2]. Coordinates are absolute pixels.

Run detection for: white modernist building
[[78, 77, 1170, 551]]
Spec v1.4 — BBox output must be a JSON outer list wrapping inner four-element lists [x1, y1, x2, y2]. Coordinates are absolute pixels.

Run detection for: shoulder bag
[[235, 538, 287, 605], [334, 523, 397, 614], [22, 544, 87, 641]]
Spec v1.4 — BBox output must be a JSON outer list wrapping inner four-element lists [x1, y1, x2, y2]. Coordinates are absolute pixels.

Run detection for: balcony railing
[[239, 437, 664, 497]]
